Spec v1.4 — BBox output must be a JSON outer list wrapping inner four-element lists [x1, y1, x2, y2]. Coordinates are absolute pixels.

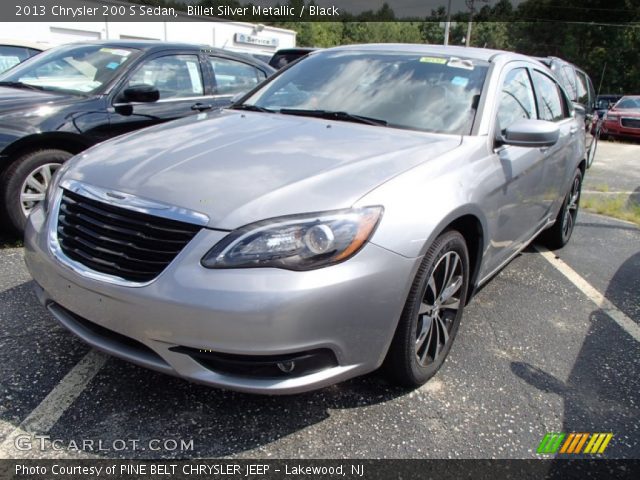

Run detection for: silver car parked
[[25, 45, 585, 394]]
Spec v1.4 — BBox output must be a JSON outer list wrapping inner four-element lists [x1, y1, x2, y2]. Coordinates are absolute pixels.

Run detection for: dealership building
[[1, 0, 296, 59]]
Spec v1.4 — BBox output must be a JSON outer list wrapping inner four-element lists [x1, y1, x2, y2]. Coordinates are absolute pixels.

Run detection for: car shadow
[[0, 280, 410, 459], [510, 251, 640, 459]]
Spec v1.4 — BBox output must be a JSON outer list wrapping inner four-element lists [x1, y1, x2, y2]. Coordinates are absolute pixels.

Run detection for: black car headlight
[[201, 206, 383, 270]]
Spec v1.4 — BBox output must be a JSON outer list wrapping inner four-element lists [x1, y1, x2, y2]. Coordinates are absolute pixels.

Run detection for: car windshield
[[244, 51, 489, 135], [615, 97, 640, 109], [0, 44, 139, 95]]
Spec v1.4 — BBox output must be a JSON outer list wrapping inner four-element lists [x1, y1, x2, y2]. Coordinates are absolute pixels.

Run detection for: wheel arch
[[0, 132, 92, 171], [419, 206, 487, 304]]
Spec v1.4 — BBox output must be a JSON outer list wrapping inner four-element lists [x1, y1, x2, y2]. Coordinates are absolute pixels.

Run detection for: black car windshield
[[243, 51, 489, 135], [0, 44, 139, 95]]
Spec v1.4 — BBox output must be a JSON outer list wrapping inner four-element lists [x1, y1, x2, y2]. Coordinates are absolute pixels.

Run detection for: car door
[[530, 68, 578, 215], [108, 51, 211, 138], [485, 66, 550, 270]]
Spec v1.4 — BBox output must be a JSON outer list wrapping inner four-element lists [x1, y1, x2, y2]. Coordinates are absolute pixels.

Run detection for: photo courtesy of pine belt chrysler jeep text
[[24, 45, 586, 394]]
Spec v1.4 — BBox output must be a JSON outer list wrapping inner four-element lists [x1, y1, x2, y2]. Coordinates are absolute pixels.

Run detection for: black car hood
[[0, 86, 79, 113]]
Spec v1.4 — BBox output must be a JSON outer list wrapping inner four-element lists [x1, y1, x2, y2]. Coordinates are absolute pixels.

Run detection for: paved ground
[[0, 144, 638, 460], [584, 139, 640, 202]]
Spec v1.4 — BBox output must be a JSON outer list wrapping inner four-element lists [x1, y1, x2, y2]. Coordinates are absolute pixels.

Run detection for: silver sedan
[[24, 44, 585, 394]]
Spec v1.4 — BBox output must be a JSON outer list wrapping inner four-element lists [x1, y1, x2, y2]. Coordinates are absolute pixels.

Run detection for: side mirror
[[500, 119, 560, 148], [122, 84, 159, 103]]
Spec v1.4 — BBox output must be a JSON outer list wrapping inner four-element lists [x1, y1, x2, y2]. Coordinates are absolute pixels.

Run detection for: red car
[[601, 95, 640, 140]]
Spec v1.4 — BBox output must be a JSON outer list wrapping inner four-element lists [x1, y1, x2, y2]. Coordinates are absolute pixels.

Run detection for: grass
[[581, 193, 640, 226]]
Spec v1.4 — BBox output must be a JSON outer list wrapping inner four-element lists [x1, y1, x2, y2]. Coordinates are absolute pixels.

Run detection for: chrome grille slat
[[56, 189, 201, 282]]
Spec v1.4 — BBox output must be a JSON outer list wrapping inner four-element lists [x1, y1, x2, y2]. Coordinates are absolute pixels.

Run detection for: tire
[[540, 168, 582, 250], [385, 230, 470, 388], [586, 135, 598, 169], [0, 149, 71, 234]]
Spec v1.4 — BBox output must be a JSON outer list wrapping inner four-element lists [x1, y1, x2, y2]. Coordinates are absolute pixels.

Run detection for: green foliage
[[132, 0, 640, 93]]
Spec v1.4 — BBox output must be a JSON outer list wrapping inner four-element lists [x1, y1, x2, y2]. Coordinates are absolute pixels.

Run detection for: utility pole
[[444, 0, 452, 46], [465, 0, 488, 47]]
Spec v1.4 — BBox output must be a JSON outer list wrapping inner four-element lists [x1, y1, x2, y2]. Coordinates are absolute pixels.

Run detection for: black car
[[269, 48, 316, 69], [537, 56, 598, 167], [0, 41, 274, 233]]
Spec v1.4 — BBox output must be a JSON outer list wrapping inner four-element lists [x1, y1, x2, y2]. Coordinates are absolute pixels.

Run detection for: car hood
[[66, 110, 462, 229], [0, 86, 78, 113], [611, 108, 640, 117]]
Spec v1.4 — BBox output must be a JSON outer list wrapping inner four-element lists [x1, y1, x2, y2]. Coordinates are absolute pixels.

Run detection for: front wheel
[[540, 168, 582, 250], [0, 149, 71, 234], [385, 230, 469, 388]]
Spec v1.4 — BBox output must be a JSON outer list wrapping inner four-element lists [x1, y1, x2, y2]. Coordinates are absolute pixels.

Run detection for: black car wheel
[[385, 230, 469, 388], [0, 149, 71, 234], [540, 168, 582, 250]]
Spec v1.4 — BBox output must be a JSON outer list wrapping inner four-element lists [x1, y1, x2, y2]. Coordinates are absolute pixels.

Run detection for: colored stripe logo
[[537, 433, 613, 455]]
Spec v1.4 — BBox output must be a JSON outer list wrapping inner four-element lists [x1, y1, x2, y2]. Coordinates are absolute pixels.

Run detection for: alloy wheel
[[415, 251, 463, 367], [562, 175, 581, 239], [19, 163, 60, 217]]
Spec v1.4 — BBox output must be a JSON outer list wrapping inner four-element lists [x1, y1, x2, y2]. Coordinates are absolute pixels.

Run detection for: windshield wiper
[[228, 104, 275, 113], [278, 109, 387, 127], [0, 81, 47, 91]]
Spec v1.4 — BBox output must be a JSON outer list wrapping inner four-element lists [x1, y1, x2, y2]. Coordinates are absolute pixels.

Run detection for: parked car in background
[[25, 45, 586, 394], [595, 94, 623, 118], [269, 47, 316, 69], [0, 41, 274, 234], [0, 39, 47, 73], [600, 95, 640, 141], [247, 52, 273, 64], [592, 94, 623, 136], [538, 56, 598, 167]]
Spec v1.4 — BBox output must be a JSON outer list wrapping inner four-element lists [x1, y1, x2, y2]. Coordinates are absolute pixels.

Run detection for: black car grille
[[56, 189, 201, 282], [621, 118, 640, 129]]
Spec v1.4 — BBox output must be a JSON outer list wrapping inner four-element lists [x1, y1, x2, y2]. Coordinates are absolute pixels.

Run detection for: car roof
[[273, 48, 317, 54], [49, 40, 275, 73], [320, 43, 533, 63], [59, 39, 217, 52], [0, 38, 49, 51]]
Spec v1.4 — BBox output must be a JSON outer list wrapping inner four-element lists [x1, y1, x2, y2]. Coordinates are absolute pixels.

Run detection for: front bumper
[[601, 120, 640, 138], [25, 206, 419, 394]]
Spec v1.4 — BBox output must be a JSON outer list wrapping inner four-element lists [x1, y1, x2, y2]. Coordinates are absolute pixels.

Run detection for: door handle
[[191, 103, 213, 111], [570, 126, 578, 135]]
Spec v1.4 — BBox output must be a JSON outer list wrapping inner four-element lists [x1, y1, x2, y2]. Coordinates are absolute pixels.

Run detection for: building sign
[[234, 33, 278, 48]]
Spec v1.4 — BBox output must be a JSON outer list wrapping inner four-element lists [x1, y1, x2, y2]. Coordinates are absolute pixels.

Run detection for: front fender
[[355, 139, 490, 260]]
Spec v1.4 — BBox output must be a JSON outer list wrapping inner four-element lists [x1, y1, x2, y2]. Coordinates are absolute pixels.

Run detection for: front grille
[[56, 189, 201, 282], [621, 118, 640, 129]]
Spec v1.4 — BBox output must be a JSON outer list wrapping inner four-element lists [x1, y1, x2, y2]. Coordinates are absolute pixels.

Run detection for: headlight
[[201, 206, 383, 270]]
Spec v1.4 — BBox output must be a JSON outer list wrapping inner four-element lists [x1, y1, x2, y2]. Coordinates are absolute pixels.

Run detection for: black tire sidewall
[[561, 169, 583, 245], [387, 230, 470, 387], [1, 149, 72, 233]]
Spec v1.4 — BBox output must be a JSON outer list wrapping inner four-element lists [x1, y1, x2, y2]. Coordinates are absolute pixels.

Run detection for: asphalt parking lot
[[0, 143, 638, 460]]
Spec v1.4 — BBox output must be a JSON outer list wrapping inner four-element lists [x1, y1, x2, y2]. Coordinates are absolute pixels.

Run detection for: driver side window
[[497, 68, 536, 132], [126, 54, 203, 100]]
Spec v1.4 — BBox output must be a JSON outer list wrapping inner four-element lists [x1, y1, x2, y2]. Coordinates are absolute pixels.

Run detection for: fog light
[[277, 361, 295, 373]]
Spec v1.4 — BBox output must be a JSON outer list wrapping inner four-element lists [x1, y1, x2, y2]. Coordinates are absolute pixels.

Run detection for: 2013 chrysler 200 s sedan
[[25, 45, 586, 394]]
